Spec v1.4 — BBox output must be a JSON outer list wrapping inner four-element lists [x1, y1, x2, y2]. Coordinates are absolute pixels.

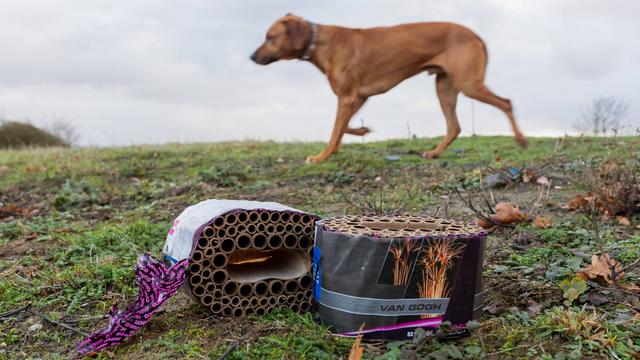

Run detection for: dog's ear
[[283, 19, 307, 51]]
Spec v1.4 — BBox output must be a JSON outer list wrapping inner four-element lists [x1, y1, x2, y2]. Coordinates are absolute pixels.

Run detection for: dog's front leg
[[305, 96, 365, 163]]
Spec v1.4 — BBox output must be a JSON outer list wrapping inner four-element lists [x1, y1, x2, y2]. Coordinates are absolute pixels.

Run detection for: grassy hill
[[1, 136, 639, 358]]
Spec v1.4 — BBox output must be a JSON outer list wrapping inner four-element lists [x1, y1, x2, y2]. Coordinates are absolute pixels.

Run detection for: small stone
[[385, 155, 401, 161], [276, 158, 285, 163], [374, 176, 382, 182], [28, 323, 43, 332], [452, 148, 465, 154]]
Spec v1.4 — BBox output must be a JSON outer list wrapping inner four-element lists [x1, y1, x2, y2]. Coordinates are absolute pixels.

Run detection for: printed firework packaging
[[313, 215, 486, 340]]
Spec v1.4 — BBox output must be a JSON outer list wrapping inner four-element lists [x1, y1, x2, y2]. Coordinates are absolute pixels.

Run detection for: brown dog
[[251, 14, 527, 163]]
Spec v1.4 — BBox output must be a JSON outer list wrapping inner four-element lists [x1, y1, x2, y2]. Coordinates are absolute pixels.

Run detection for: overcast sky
[[0, 1, 638, 146]]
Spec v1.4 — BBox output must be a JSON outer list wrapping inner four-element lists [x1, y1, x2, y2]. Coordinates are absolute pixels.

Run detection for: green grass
[[1, 135, 639, 359]]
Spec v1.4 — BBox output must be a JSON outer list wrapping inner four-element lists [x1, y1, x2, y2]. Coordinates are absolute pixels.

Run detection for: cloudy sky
[[0, 1, 638, 146]]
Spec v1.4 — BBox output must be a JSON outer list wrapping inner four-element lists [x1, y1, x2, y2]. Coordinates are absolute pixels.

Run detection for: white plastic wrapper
[[163, 199, 302, 263]]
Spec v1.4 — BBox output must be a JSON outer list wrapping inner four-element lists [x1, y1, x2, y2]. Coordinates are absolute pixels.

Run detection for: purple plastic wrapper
[[77, 254, 188, 354]]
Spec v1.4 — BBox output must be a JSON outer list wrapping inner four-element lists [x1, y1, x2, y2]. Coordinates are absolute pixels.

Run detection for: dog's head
[[251, 14, 312, 65]]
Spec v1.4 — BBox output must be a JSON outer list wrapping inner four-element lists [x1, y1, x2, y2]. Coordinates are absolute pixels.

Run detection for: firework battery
[[313, 215, 487, 340]]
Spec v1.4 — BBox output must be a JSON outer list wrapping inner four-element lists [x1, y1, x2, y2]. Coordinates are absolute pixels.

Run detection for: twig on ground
[[0, 303, 31, 320], [218, 341, 238, 360], [29, 308, 90, 337]]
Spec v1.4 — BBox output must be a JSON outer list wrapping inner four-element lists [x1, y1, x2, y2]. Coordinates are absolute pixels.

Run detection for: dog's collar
[[301, 22, 319, 60]]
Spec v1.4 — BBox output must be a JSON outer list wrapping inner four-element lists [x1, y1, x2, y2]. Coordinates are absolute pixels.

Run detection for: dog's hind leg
[[461, 82, 527, 147], [305, 96, 366, 163], [423, 73, 461, 159]]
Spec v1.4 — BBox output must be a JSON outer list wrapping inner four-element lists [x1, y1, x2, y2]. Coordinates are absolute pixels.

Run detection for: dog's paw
[[515, 134, 528, 148], [305, 155, 324, 164], [351, 127, 371, 136], [422, 150, 440, 159]]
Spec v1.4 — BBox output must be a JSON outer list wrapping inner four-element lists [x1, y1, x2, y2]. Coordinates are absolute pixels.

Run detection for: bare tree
[[574, 96, 629, 136], [46, 119, 79, 146]]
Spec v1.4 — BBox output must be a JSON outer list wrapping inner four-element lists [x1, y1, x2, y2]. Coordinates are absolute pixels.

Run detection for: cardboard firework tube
[[191, 250, 204, 263], [284, 279, 299, 294], [293, 224, 304, 234], [246, 223, 257, 234], [206, 283, 215, 294], [265, 224, 276, 234], [221, 296, 231, 306], [285, 223, 294, 232], [256, 307, 266, 316], [259, 212, 270, 222], [283, 234, 298, 249], [214, 289, 224, 299], [314, 214, 487, 339], [269, 212, 281, 223], [233, 308, 245, 317], [236, 234, 252, 250], [237, 211, 249, 223], [275, 224, 285, 234], [268, 234, 283, 249], [231, 296, 241, 307], [202, 295, 214, 306], [219, 238, 235, 254], [269, 297, 277, 306], [291, 213, 302, 224], [204, 247, 214, 258], [290, 303, 300, 312], [197, 236, 209, 248], [222, 307, 232, 316], [245, 307, 255, 316], [268, 280, 284, 295], [277, 295, 287, 306], [298, 236, 312, 249], [247, 210, 259, 223], [216, 228, 227, 238], [189, 263, 201, 274], [240, 298, 250, 307], [211, 302, 223, 314], [212, 253, 228, 268], [300, 302, 310, 312], [251, 234, 268, 250], [304, 289, 312, 299], [226, 225, 237, 238], [286, 295, 296, 305], [223, 281, 239, 296], [201, 269, 213, 281], [203, 226, 216, 238], [250, 297, 259, 307], [212, 270, 229, 285], [253, 281, 269, 297], [192, 285, 205, 297], [296, 292, 304, 302], [224, 212, 238, 226], [303, 225, 314, 236], [259, 297, 269, 307], [280, 212, 291, 223], [257, 223, 266, 233], [238, 283, 253, 297], [298, 275, 312, 290], [189, 274, 203, 287]]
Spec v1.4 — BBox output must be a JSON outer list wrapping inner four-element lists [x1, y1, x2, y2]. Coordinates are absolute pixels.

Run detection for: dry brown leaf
[[477, 202, 527, 229], [533, 215, 552, 229], [577, 253, 625, 285], [617, 216, 631, 226], [492, 202, 527, 224], [619, 282, 640, 293], [348, 323, 365, 360], [522, 169, 539, 183]]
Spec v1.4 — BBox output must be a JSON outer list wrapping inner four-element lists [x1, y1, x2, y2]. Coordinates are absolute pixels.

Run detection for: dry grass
[[389, 239, 419, 286], [417, 239, 465, 301]]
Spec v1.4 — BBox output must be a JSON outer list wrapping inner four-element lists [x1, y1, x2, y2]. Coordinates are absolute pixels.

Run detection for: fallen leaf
[[617, 216, 631, 226], [619, 282, 640, 293], [348, 323, 365, 360], [492, 202, 527, 225], [0, 164, 9, 172], [577, 253, 625, 285], [522, 169, 538, 183], [533, 215, 552, 229], [477, 202, 527, 229]]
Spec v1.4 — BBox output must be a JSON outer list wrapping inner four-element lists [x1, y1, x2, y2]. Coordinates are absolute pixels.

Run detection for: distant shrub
[[0, 120, 69, 149]]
